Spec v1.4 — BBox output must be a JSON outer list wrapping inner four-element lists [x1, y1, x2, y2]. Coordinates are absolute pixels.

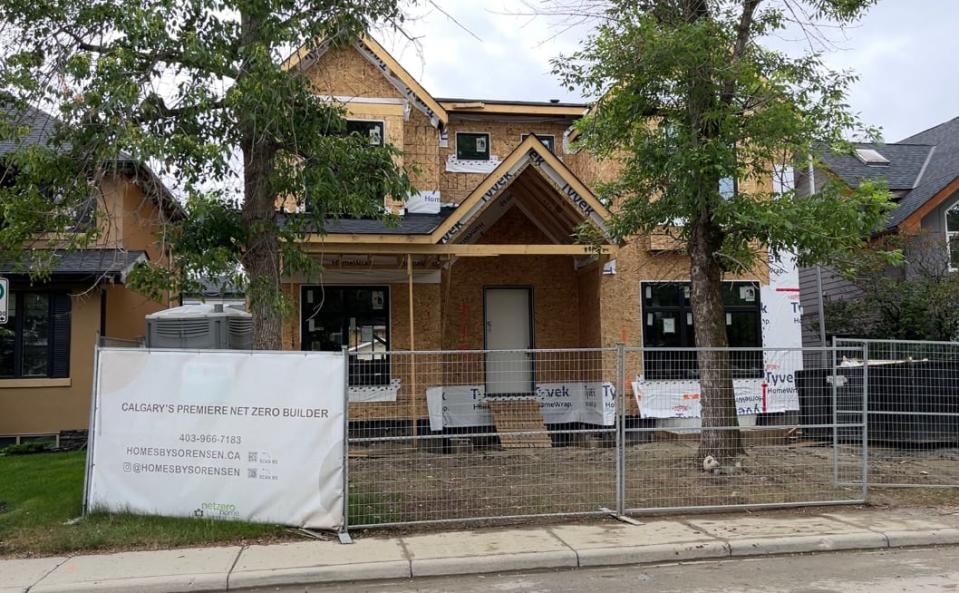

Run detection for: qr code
[[248, 452, 258, 463], [247, 468, 257, 479]]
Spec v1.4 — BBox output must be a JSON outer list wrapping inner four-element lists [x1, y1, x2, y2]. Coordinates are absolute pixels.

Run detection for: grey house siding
[[795, 165, 864, 365], [798, 265, 864, 347]]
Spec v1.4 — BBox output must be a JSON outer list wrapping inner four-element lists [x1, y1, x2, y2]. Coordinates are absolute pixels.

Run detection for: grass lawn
[[0, 451, 292, 557]]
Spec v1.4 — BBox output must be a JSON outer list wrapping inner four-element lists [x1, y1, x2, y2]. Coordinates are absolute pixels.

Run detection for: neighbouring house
[[0, 104, 181, 446], [279, 36, 804, 428], [797, 116, 959, 350]]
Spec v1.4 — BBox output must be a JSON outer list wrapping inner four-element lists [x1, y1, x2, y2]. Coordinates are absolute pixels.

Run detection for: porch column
[[408, 254, 417, 436]]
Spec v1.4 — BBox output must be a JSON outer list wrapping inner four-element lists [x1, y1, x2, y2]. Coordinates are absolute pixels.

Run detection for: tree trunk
[[240, 138, 283, 350], [689, 214, 743, 461]]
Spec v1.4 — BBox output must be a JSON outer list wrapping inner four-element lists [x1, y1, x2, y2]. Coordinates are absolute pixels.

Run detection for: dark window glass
[[0, 295, 16, 378], [0, 291, 70, 379], [301, 286, 389, 385], [456, 133, 490, 161], [345, 120, 384, 146], [520, 133, 556, 153], [642, 282, 762, 380]]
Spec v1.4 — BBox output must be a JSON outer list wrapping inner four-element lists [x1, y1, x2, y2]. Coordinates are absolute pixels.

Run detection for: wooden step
[[487, 399, 552, 449]]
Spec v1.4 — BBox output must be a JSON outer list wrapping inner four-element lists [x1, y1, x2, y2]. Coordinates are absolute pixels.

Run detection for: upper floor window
[[0, 291, 71, 379], [521, 133, 556, 153], [456, 132, 490, 161], [947, 202, 959, 270], [345, 120, 384, 146], [641, 281, 762, 380]]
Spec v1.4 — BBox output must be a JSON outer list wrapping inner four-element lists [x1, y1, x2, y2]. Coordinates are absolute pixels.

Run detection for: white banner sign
[[87, 349, 345, 530], [426, 382, 616, 431]]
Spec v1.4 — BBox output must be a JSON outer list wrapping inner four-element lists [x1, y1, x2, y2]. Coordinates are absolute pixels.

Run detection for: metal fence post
[[339, 346, 352, 544], [862, 341, 870, 502], [616, 343, 626, 516], [82, 336, 101, 515], [831, 337, 840, 486]]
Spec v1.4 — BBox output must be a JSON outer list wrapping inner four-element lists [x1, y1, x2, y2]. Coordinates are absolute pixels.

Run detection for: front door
[[484, 287, 533, 395]]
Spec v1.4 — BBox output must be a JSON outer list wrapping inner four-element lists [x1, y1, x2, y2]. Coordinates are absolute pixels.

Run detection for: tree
[[824, 232, 959, 342], [553, 0, 895, 460], [0, 0, 413, 348]]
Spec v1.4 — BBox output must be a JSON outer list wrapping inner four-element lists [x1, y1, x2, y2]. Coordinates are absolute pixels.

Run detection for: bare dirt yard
[[348, 435, 959, 526]]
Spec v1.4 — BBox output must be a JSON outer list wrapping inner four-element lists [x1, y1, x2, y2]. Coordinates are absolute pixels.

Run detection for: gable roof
[[283, 35, 448, 127], [1, 101, 184, 219], [819, 117, 959, 230], [429, 134, 610, 244], [821, 143, 934, 191]]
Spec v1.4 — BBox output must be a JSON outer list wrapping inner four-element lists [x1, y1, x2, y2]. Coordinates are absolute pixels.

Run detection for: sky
[[379, 1, 958, 142]]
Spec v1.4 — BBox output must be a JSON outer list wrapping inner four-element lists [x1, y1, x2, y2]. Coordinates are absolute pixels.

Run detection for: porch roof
[[303, 135, 613, 255]]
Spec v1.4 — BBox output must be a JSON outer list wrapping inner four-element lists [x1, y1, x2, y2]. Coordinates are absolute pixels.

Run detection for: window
[[947, 203, 959, 270], [345, 120, 384, 146], [641, 282, 762, 380], [0, 291, 71, 379], [301, 286, 389, 385], [521, 133, 556, 153], [854, 148, 889, 166], [456, 132, 490, 161]]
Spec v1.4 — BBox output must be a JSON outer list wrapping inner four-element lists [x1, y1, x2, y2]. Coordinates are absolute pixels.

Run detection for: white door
[[484, 288, 533, 394]]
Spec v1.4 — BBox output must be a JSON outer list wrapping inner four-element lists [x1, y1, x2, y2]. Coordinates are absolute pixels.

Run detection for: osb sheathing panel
[[438, 207, 589, 388], [439, 118, 577, 204], [305, 44, 403, 101], [403, 108, 441, 191]]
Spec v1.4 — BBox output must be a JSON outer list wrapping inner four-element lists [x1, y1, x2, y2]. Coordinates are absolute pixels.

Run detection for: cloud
[[379, 1, 956, 140]]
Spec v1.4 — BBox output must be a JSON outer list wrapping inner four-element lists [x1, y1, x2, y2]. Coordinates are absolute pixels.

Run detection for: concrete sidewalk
[[5, 507, 959, 593]]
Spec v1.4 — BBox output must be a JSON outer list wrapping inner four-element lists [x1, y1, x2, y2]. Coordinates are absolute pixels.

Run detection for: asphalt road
[[245, 546, 959, 593]]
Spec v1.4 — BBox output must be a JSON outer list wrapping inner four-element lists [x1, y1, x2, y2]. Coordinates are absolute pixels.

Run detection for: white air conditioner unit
[[145, 304, 252, 350]]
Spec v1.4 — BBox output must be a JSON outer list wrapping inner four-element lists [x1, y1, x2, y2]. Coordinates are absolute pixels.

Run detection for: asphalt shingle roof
[[821, 117, 959, 229], [279, 206, 457, 235], [0, 102, 62, 157], [0, 249, 149, 278], [0, 249, 148, 279], [822, 143, 934, 191]]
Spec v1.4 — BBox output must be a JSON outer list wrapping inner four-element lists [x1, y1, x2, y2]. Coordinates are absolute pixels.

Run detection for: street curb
[[226, 560, 412, 590], [409, 549, 578, 578], [575, 541, 730, 567], [18, 528, 959, 592], [727, 532, 888, 557], [29, 573, 228, 593]]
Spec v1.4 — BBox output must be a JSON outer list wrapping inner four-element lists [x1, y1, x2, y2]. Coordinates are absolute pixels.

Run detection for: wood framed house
[[279, 37, 798, 428]]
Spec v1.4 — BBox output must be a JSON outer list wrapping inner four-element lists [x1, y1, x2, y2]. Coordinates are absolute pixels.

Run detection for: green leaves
[[555, 0, 892, 273], [1, 0, 412, 344]]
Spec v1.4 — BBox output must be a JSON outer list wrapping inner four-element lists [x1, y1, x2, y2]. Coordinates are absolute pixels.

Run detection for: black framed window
[[456, 132, 490, 161], [641, 282, 762, 380], [345, 120, 384, 146], [521, 133, 556, 153], [301, 286, 390, 385], [0, 291, 71, 379]]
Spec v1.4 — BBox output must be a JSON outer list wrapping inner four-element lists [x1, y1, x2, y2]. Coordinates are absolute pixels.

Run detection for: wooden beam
[[304, 233, 434, 244], [439, 101, 586, 117], [304, 243, 615, 256], [407, 254, 417, 436]]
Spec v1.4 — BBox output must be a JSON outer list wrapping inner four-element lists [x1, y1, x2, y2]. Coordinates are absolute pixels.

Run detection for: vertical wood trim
[[407, 255, 417, 435]]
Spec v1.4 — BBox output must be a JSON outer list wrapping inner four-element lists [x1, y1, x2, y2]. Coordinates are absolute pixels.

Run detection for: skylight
[[855, 148, 890, 166]]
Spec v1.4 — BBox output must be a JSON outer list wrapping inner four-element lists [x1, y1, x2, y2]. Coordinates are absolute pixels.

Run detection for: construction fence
[[344, 345, 889, 529]]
